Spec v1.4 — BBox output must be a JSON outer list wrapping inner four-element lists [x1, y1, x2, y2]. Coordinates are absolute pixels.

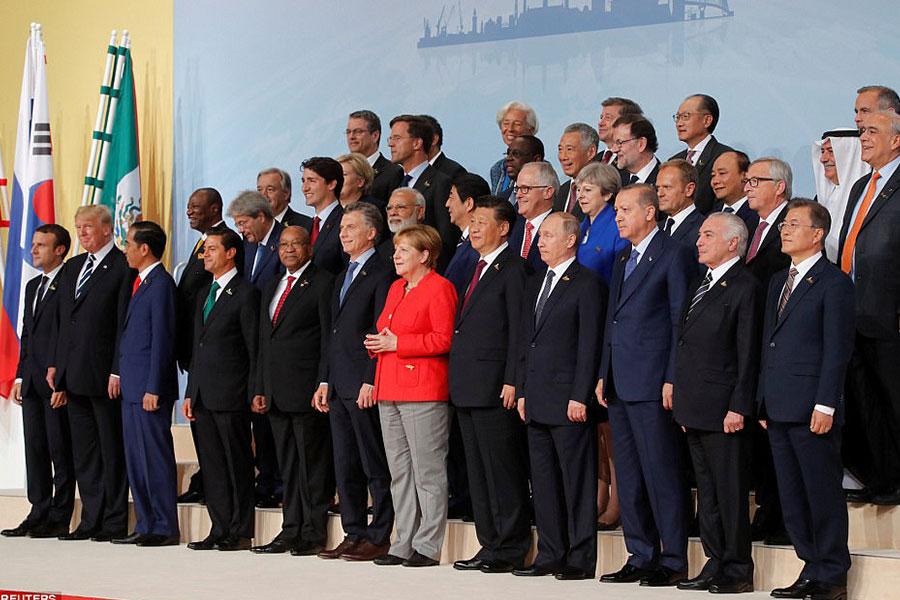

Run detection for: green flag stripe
[[84, 176, 96, 186], [100, 85, 111, 94], [92, 131, 112, 142], [107, 45, 116, 54]]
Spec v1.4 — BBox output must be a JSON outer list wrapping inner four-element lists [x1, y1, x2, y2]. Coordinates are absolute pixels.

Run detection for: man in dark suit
[[613, 115, 660, 187], [49, 205, 132, 542], [346, 109, 404, 204], [502, 135, 545, 202], [2, 225, 75, 539], [657, 159, 704, 263], [672, 213, 760, 593], [183, 226, 259, 551], [443, 174, 490, 294], [176, 187, 224, 504], [555, 123, 600, 222], [314, 203, 394, 562], [596, 184, 694, 587], [251, 226, 334, 556], [509, 161, 558, 273], [512, 212, 605, 580], [711, 151, 759, 237], [760, 199, 855, 600], [302, 157, 347, 276], [597, 97, 643, 165], [450, 197, 532, 574], [257, 167, 313, 229], [388, 114, 458, 266], [422, 114, 467, 181], [839, 110, 900, 504], [670, 94, 733, 214], [115, 222, 179, 547]]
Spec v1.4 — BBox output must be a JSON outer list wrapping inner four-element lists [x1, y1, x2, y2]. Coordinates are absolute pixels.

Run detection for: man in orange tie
[[838, 110, 900, 505]]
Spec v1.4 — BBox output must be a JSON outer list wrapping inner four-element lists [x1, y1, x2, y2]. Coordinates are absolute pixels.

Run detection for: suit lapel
[[313, 206, 341, 252], [753, 206, 786, 257], [694, 136, 717, 173], [458, 249, 507, 324], [74, 249, 116, 307], [336, 256, 377, 317], [681, 262, 738, 333], [859, 168, 900, 233], [125, 264, 162, 324], [617, 233, 663, 309], [272, 266, 314, 333], [202, 277, 237, 333], [34, 273, 60, 323], [773, 258, 823, 333]]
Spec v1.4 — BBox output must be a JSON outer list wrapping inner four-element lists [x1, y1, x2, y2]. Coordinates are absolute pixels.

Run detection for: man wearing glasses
[[611, 115, 661, 187], [509, 161, 559, 272], [377, 188, 426, 264], [346, 110, 404, 204]]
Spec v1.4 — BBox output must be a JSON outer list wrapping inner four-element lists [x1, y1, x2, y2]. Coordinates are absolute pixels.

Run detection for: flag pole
[[81, 30, 118, 209], [89, 30, 129, 208]]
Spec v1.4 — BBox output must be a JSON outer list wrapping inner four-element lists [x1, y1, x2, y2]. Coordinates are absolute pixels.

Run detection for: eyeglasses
[[514, 184, 549, 194], [741, 177, 776, 188], [672, 111, 709, 123], [610, 137, 639, 149], [345, 128, 372, 136], [777, 222, 819, 233], [278, 240, 309, 249]]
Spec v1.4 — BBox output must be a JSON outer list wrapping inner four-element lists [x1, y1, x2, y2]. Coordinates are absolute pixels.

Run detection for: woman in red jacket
[[364, 224, 458, 567]]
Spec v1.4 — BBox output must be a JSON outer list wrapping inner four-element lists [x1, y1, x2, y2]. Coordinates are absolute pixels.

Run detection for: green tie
[[203, 281, 221, 323]]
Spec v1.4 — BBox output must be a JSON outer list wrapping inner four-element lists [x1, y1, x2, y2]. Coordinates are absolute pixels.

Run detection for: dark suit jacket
[[509, 214, 549, 273], [371, 153, 405, 204], [757, 257, 855, 423], [746, 204, 789, 287], [119, 264, 178, 404], [187, 274, 260, 411], [555, 180, 586, 223], [323, 252, 393, 399], [413, 164, 459, 269], [431, 153, 466, 182], [443, 238, 479, 297], [280, 206, 313, 230], [673, 261, 761, 431], [623, 159, 660, 187], [713, 200, 760, 241], [50, 247, 133, 397], [244, 219, 285, 291], [516, 261, 607, 425], [666, 207, 704, 262], [17, 270, 63, 399], [310, 202, 347, 276], [838, 168, 900, 338], [670, 136, 734, 214], [258, 263, 333, 413], [376, 234, 395, 267], [450, 248, 529, 408], [598, 232, 694, 403], [176, 236, 212, 372]]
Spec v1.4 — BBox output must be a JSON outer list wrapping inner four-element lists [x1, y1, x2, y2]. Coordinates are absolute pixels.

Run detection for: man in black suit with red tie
[[346, 110, 404, 204], [450, 196, 532, 574], [597, 97, 643, 165], [2, 225, 75, 539], [302, 157, 347, 276]]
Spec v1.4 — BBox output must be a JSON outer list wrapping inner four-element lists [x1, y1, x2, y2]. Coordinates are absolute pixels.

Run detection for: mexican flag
[[99, 46, 140, 248]]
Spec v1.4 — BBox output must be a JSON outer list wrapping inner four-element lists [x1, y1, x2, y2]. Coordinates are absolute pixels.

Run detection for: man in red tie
[[556, 122, 599, 221], [597, 97, 643, 166], [510, 161, 557, 272], [302, 157, 347, 275]]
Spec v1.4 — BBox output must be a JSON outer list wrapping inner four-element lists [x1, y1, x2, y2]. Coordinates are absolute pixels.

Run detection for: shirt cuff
[[14, 378, 22, 385], [319, 382, 328, 387], [110, 374, 120, 380], [814, 404, 835, 416]]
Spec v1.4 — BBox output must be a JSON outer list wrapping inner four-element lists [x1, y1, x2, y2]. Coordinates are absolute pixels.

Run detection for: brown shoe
[[317, 537, 360, 560], [341, 540, 390, 561]]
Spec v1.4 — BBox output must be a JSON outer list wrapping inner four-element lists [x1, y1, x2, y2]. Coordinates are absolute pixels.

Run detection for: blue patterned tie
[[400, 174, 412, 187], [339, 262, 359, 305], [252, 244, 266, 279], [75, 254, 95, 299], [624, 248, 640, 280]]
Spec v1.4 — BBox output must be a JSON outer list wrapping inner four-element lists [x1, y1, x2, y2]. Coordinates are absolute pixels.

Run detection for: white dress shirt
[[686, 135, 712, 165], [476, 241, 509, 278], [632, 156, 660, 184], [75, 239, 116, 297], [756, 201, 788, 247], [631, 227, 660, 266], [706, 255, 741, 287], [667, 204, 697, 234], [520, 209, 552, 255], [722, 196, 748, 214], [403, 160, 429, 189], [268, 261, 311, 320], [535, 255, 577, 311]]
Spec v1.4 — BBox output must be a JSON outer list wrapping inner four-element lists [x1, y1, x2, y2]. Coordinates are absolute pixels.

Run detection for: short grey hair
[[545, 211, 583, 245], [751, 157, 793, 199], [227, 190, 273, 219], [858, 85, 900, 113], [343, 201, 383, 236], [496, 101, 539, 134], [520, 161, 560, 200], [705, 212, 749, 258], [563, 122, 600, 152], [257, 167, 291, 193], [876, 109, 900, 135], [574, 162, 621, 197], [390, 187, 426, 208]]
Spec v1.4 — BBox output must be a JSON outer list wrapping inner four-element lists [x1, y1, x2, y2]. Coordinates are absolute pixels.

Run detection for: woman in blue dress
[[576, 162, 628, 286]]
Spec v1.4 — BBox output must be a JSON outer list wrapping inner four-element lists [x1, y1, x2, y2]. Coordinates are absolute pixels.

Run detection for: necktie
[[462, 260, 487, 310], [202, 281, 220, 323], [629, 174, 639, 185], [34, 275, 48, 315], [745, 221, 769, 263], [566, 183, 578, 213], [534, 269, 556, 325], [624, 248, 640, 280], [777, 267, 799, 319], [687, 149, 696, 165], [272, 275, 295, 323], [664, 217, 675, 235], [339, 262, 359, 305], [132, 276, 142, 296], [192, 237, 204, 258], [311, 216, 321, 246], [400, 174, 413, 188], [722, 205, 735, 214], [521, 222, 534, 259], [252, 244, 266, 278], [601, 150, 613, 164], [687, 272, 713, 319], [75, 254, 95, 299], [841, 170, 882, 274], [457, 236, 467, 248]]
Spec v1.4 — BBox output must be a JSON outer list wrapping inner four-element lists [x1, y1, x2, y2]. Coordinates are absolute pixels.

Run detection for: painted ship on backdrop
[[418, 0, 734, 48]]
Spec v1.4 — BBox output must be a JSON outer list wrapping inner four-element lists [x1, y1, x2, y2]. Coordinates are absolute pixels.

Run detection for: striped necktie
[[777, 268, 799, 319], [75, 254, 95, 299], [687, 272, 713, 319]]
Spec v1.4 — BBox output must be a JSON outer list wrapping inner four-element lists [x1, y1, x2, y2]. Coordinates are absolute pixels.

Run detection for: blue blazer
[[244, 219, 285, 291], [578, 204, 628, 285], [442, 237, 479, 296], [757, 256, 856, 423], [118, 263, 179, 404], [598, 232, 694, 403]]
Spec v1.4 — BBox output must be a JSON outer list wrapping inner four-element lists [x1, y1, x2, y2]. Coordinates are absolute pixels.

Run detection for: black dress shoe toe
[[289, 540, 325, 556], [453, 557, 484, 570], [187, 536, 220, 550], [137, 534, 180, 547], [176, 490, 205, 504], [513, 565, 555, 577], [216, 536, 252, 551], [59, 528, 94, 541], [806, 582, 847, 600], [764, 530, 793, 546], [677, 574, 714, 590], [373, 553, 406, 566], [254, 494, 282, 509], [844, 488, 871, 503], [402, 551, 439, 567], [640, 567, 688, 587], [251, 538, 295, 554], [110, 532, 145, 545], [1, 520, 37, 537], [770, 578, 815, 598], [480, 560, 518, 574], [709, 577, 753, 594], [91, 531, 125, 543], [600, 564, 654, 583], [555, 568, 590, 580], [870, 488, 900, 506]]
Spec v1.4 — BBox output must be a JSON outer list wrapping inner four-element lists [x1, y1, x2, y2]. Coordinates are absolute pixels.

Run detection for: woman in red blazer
[[364, 224, 458, 567]]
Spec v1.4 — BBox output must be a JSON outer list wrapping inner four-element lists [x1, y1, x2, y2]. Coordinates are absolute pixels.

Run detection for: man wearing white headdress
[[812, 129, 870, 261]]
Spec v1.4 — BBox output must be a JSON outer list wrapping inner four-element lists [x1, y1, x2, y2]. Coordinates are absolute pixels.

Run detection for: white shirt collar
[[761, 200, 788, 225], [687, 134, 713, 160], [213, 266, 238, 291], [667, 203, 697, 231], [723, 196, 748, 212], [88, 239, 116, 265], [706, 254, 741, 286], [138, 261, 162, 282], [872, 152, 900, 184], [428, 150, 443, 166], [405, 160, 430, 187], [527, 208, 553, 229], [479, 241, 509, 269], [547, 255, 577, 279], [460, 226, 470, 241], [632, 227, 659, 262], [633, 156, 659, 183], [284, 260, 311, 280], [274, 206, 289, 223], [42, 262, 64, 284], [366, 151, 380, 167], [315, 199, 339, 222], [790, 253, 823, 280], [349, 246, 376, 268], [259, 220, 276, 246]]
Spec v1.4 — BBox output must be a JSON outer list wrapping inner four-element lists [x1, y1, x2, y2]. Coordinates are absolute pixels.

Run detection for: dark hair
[[727, 150, 751, 173], [516, 134, 545, 159], [195, 187, 223, 210], [301, 156, 344, 199], [206, 224, 245, 276], [419, 114, 443, 149], [389, 115, 434, 154], [130, 221, 167, 259], [35, 223, 71, 256], [349, 109, 382, 135], [690, 94, 720, 133], [613, 114, 658, 153], [473, 195, 517, 233], [787, 198, 831, 240], [601, 97, 643, 116], [453, 173, 490, 204]]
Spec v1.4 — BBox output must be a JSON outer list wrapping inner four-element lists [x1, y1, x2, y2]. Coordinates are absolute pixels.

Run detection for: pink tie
[[566, 184, 578, 213], [746, 222, 769, 263], [521, 222, 534, 259], [687, 149, 696, 165]]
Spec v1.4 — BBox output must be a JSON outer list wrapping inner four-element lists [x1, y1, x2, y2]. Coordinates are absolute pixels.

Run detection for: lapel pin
[[300, 279, 310, 287], [405, 364, 415, 370], [620, 255, 627, 262], [102, 264, 108, 269], [720, 280, 728, 287], [424, 180, 431, 188], [648, 256, 653, 262], [360, 270, 367, 277], [49, 282, 57, 291], [225, 288, 233, 296], [562, 275, 570, 281], [493, 263, 500, 271], [806, 277, 815, 284]]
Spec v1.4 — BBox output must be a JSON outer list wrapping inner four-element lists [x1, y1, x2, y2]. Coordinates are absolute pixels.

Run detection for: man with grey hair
[[257, 168, 312, 229], [672, 211, 759, 593], [556, 123, 600, 220], [377, 188, 426, 263], [346, 110, 404, 203], [853, 85, 900, 129], [510, 161, 559, 272]]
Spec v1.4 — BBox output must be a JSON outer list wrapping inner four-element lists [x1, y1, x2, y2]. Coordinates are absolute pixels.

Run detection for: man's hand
[[500, 384, 516, 410], [183, 398, 194, 422], [662, 383, 674, 411], [142, 393, 160, 412], [10, 382, 22, 406], [312, 384, 329, 412], [759, 420, 767, 430], [357, 383, 375, 409], [517, 397, 526, 422], [46, 367, 56, 391], [723, 411, 744, 434], [251, 395, 267, 414], [810, 410, 834, 435], [567, 400, 587, 423], [595, 379, 607, 408], [107, 375, 120, 399], [50, 390, 67, 409]]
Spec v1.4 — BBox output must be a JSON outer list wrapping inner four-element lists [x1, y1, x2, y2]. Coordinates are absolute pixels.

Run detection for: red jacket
[[373, 270, 458, 402]]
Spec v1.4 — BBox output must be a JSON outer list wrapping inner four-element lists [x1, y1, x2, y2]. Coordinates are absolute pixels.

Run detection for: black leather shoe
[[176, 490, 205, 504], [251, 538, 295, 554], [709, 577, 753, 594], [677, 574, 714, 590], [770, 578, 816, 598], [806, 582, 847, 600], [764, 530, 793, 546], [480, 560, 518, 574], [187, 535, 220, 550], [870, 488, 900, 506], [600, 564, 654, 583], [91, 531, 126, 543], [254, 494, 281, 509], [513, 565, 555, 577], [844, 488, 871, 503], [555, 567, 590, 580], [59, 528, 94, 541], [110, 532, 145, 545], [28, 522, 70, 538], [402, 551, 439, 567], [289, 540, 325, 556], [1, 520, 36, 537], [453, 557, 484, 571], [447, 502, 474, 521], [373, 553, 405, 566], [137, 534, 180, 547], [640, 567, 688, 587], [216, 536, 252, 551]]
